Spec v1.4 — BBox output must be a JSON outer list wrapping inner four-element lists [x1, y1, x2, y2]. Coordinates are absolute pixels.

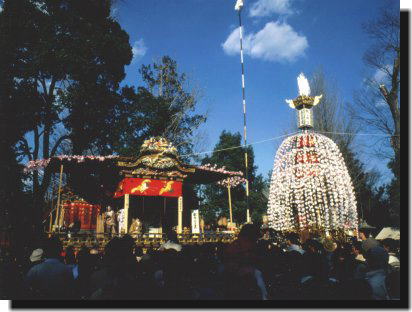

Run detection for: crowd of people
[[0, 225, 400, 300]]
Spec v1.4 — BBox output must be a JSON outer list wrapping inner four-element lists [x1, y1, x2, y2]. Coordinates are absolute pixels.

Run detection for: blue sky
[[2, 0, 399, 184], [113, 0, 400, 183]]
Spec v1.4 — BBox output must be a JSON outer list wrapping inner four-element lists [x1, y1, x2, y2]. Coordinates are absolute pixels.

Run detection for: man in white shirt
[[285, 233, 305, 255], [381, 238, 400, 270], [159, 229, 182, 252]]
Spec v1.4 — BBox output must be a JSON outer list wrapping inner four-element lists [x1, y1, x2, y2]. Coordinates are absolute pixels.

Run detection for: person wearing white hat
[[29, 249, 44, 268]]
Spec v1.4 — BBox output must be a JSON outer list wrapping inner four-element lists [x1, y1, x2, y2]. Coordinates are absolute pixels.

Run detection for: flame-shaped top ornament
[[285, 73, 323, 130], [297, 73, 311, 96]]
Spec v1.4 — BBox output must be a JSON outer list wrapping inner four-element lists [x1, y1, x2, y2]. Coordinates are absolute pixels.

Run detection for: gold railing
[[47, 232, 237, 251]]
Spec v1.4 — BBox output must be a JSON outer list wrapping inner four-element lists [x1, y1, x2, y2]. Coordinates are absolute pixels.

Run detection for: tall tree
[[115, 56, 207, 159], [351, 6, 400, 223], [0, 0, 45, 240], [200, 131, 267, 225], [351, 6, 400, 169], [309, 70, 384, 226], [1, 0, 132, 229]]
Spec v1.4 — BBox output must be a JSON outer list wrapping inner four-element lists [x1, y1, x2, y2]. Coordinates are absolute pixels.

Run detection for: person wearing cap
[[29, 249, 44, 268], [25, 237, 75, 299], [363, 246, 390, 300], [361, 237, 380, 254], [381, 238, 400, 271]]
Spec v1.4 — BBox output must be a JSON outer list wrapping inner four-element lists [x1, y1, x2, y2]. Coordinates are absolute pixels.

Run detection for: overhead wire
[[181, 131, 396, 158]]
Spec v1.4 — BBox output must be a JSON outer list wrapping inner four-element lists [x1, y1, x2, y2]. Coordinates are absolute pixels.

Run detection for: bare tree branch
[[50, 135, 71, 158]]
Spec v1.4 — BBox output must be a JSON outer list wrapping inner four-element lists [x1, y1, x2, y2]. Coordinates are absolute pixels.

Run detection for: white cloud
[[222, 21, 308, 63], [373, 64, 392, 83], [132, 39, 147, 63], [249, 0, 294, 17]]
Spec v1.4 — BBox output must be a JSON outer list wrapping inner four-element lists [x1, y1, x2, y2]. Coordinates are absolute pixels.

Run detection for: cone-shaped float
[[267, 73, 358, 233]]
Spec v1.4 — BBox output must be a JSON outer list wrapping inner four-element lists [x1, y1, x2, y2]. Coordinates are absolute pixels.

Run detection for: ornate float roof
[[25, 137, 243, 185]]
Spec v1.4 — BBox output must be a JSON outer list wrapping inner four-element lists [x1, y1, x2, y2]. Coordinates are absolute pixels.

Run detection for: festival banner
[[191, 209, 200, 234], [114, 178, 182, 198]]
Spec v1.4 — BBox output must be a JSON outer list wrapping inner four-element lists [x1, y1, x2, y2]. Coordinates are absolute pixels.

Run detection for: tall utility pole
[[235, 0, 251, 223]]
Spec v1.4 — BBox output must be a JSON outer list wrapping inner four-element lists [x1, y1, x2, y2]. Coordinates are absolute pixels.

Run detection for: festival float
[[25, 137, 243, 247], [267, 74, 358, 238]]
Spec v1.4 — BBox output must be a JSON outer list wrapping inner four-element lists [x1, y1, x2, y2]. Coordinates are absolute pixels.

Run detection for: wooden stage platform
[[49, 232, 237, 251]]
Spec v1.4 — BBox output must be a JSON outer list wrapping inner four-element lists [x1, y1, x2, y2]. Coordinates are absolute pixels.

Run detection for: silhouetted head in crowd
[[238, 224, 261, 243], [352, 241, 363, 256], [364, 246, 389, 271], [349, 236, 358, 245], [358, 230, 368, 241], [303, 239, 323, 254], [256, 239, 272, 256], [103, 237, 121, 266], [331, 245, 354, 277], [43, 236, 63, 259], [166, 229, 179, 244], [134, 246, 144, 257], [322, 238, 337, 253], [285, 233, 301, 246], [381, 238, 397, 254], [121, 235, 136, 252], [332, 242, 353, 262]]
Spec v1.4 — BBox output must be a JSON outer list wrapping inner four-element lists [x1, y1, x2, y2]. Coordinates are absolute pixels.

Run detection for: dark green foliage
[[1, 1, 206, 238], [0, 0, 132, 235], [0, 0, 44, 238], [200, 131, 268, 226], [115, 56, 206, 159]]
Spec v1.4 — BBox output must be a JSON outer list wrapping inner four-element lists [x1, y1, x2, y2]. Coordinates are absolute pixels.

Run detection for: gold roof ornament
[[140, 137, 178, 156], [117, 137, 194, 177], [285, 73, 323, 130]]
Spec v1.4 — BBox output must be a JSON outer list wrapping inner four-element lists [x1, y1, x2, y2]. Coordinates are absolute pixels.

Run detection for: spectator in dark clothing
[[381, 238, 400, 271], [89, 236, 140, 299], [285, 233, 305, 255], [363, 246, 390, 300], [300, 241, 337, 300], [351, 241, 368, 279], [330, 243, 362, 282], [25, 237, 75, 299], [1, 229, 403, 301], [223, 224, 267, 300]]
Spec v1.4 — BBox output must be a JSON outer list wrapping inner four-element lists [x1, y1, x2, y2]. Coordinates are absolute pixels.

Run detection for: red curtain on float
[[113, 178, 182, 198], [63, 200, 101, 230]]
